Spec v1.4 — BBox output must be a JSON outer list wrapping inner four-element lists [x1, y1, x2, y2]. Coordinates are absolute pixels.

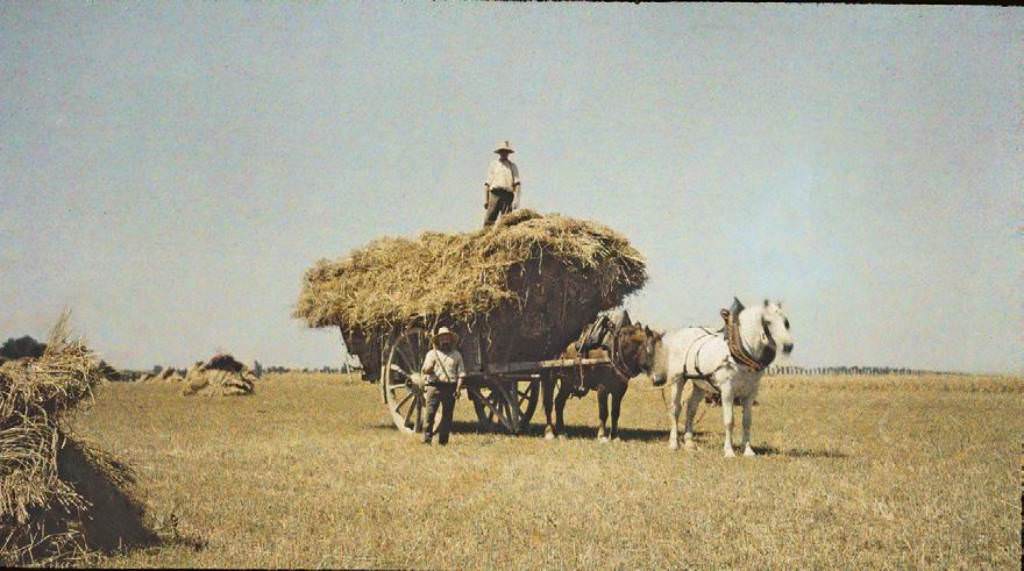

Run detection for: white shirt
[[486, 158, 520, 192], [421, 348, 466, 384]]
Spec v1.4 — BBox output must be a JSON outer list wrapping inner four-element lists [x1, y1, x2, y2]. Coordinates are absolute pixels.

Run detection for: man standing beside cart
[[420, 327, 466, 446], [483, 141, 521, 227]]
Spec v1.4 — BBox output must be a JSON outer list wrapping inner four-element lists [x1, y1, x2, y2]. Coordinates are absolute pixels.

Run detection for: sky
[[1, 3, 1020, 373]]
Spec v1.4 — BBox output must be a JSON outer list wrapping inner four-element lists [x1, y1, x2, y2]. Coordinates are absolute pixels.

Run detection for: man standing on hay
[[482, 140, 521, 227], [420, 327, 466, 446]]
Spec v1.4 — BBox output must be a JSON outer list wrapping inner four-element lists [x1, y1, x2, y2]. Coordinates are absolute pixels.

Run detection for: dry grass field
[[72, 373, 1022, 569]]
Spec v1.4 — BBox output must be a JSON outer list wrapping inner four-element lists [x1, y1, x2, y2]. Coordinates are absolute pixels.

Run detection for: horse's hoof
[[557, 434, 567, 441], [599, 436, 610, 443], [669, 441, 680, 451], [544, 432, 555, 441], [724, 449, 736, 458], [683, 440, 698, 452], [743, 447, 757, 457]]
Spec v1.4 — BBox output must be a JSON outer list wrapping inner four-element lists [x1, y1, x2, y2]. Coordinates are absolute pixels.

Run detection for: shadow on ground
[[752, 445, 849, 459], [60, 440, 206, 558], [58, 439, 158, 552], [367, 421, 849, 458], [369, 420, 684, 443]]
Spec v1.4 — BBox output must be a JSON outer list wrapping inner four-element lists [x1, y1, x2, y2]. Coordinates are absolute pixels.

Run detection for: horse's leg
[[741, 396, 756, 457], [667, 378, 684, 450], [610, 382, 626, 441], [597, 384, 610, 442], [554, 379, 571, 440], [542, 375, 556, 440], [683, 385, 703, 451], [720, 380, 736, 458]]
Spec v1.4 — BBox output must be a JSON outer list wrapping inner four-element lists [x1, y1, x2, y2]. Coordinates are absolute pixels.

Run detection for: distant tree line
[[0, 335, 47, 361], [262, 365, 357, 374], [767, 365, 957, 376], [1, 336, 960, 379], [0, 336, 362, 380]]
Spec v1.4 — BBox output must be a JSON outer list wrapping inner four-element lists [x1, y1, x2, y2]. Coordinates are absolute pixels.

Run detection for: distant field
[[74, 373, 1022, 569]]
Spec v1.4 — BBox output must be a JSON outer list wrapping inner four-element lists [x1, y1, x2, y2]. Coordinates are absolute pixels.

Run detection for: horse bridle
[[608, 326, 639, 380], [761, 317, 776, 348]]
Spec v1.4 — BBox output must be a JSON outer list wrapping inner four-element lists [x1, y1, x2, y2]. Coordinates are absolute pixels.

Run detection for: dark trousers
[[423, 382, 457, 444], [483, 188, 514, 227]]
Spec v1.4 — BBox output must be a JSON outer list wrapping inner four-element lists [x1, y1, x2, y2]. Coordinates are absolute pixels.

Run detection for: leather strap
[[722, 309, 775, 371]]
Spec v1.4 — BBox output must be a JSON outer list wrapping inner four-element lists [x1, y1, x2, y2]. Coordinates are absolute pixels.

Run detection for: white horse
[[649, 299, 794, 457]]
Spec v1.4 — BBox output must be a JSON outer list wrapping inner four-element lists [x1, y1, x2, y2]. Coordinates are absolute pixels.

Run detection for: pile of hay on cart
[[181, 354, 256, 397], [295, 209, 648, 378], [0, 316, 152, 566]]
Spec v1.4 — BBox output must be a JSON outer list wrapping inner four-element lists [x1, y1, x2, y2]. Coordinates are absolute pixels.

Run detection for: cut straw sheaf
[[181, 354, 256, 397], [0, 312, 153, 565]]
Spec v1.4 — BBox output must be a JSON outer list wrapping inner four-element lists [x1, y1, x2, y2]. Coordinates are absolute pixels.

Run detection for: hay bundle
[[156, 367, 183, 383], [181, 354, 255, 397], [94, 360, 123, 382], [0, 315, 151, 565], [140, 370, 163, 383], [294, 210, 647, 379]]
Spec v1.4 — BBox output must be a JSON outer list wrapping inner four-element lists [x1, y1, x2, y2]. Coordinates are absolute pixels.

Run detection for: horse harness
[[568, 313, 637, 397], [678, 309, 776, 395], [723, 308, 776, 372], [678, 326, 726, 395]]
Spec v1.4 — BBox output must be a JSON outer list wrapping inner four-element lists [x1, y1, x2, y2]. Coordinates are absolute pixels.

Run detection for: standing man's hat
[[494, 141, 514, 154], [433, 326, 459, 344]]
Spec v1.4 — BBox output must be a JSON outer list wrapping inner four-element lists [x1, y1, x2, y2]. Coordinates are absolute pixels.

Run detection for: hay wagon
[[347, 323, 613, 435], [295, 210, 647, 436]]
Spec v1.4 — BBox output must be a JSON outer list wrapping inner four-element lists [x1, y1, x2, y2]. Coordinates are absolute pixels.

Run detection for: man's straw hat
[[494, 141, 514, 154], [433, 326, 459, 344]]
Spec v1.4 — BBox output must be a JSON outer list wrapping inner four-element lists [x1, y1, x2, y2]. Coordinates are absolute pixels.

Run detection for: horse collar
[[721, 309, 775, 371], [609, 327, 639, 380]]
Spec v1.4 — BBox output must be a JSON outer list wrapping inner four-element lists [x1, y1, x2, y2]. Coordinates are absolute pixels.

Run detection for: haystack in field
[[295, 210, 647, 380], [181, 354, 256, 397], [0, 315, 152, 566], [157, 367, 183, 383], [95, 360, 124, 382]]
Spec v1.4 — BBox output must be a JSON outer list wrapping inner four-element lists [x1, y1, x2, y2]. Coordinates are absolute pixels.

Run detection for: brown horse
[[541, 323, 657, 441]]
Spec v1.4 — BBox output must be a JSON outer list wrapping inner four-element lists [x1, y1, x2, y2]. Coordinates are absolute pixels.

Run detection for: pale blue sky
[[1, 4, 1020, 373]]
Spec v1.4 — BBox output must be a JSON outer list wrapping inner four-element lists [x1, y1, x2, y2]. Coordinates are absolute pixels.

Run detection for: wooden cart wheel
[[469, 382, 518, 433], [381, 327, 441, 434], [516, 380, 540, 426], [469, 379, 538, 434]]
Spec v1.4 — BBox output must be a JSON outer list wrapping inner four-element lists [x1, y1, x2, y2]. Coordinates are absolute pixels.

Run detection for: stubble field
[[73, 373, 1022, 569]]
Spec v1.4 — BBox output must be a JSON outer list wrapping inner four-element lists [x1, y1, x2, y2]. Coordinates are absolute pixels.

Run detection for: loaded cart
[[354, 324, 618, 435], [295, 209, 647, 435]]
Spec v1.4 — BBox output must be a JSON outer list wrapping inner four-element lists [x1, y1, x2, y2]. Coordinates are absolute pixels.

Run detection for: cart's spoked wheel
[[516, 380, 540, 426], [470, 381, 522, 434], [382, 327, 440, 434]]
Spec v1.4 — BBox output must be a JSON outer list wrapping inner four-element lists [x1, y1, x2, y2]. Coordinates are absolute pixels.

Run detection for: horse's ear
[[731, 297, 745, 314], [763, 298, 770, 307]]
